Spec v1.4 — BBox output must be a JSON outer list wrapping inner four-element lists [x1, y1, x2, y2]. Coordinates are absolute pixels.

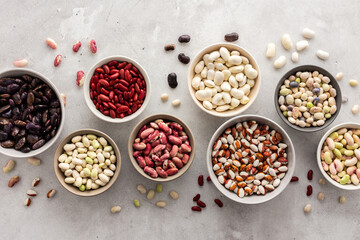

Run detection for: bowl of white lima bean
[[54, 129, 121, 197], [187, 43, 261, 117], [275, 65, 342, 132]]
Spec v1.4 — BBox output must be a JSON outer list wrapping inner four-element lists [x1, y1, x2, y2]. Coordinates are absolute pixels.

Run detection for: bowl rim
[[53, 128, 121, 197], [274, 64, 342, 132], [207, 114, 296, 204], [316, 122, 360, 190], [187, 42, 261, 117], [0, 68, 65, 158], [83, 55, 151, 123], [128, 113, 196, 182]]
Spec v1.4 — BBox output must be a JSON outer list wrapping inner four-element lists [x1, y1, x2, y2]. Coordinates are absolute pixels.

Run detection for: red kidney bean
[[197, 200, 206, 208], [198, 175, 204, 186], [306, 185, 313, 196], [307, 170, 313, 180], [193, 194, 200, 201], [214, 199, 223, 207], [291, 176, 299, 182], [89, 60, 146, 118], [206, 176, 211, 182], [191, 206, 201, 212]]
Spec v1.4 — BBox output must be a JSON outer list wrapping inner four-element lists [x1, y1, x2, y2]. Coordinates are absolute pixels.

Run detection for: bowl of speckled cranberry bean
[[128, 113, 196, 182], [207, 114, 295, 204], [0, 69, 65, 158], [274, 65, 342, 132], [84, 56, 151, 123]]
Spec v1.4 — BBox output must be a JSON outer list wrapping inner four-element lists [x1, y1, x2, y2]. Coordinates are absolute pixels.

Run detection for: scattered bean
[[167, 72, 178, 88], [352, 105, 359, 115], [76, 71, 85, 87], [307, 170, 313, 180], [342, 96, 348, 103], [8, 176, 19, 187], [302, 28, 315, 39], [54, 54, 62, 67], [291, 52, 299, 63], [156, 201, 167, 208], [349, 79, 358, 87], [197, 200, 206, 208], [206, 176, 211, 182], [147, 189, 155, 200], [318, 178, 326, 185], [335, 72, 343, 81], [89, 39, 97, 54], [274, 55, 286, 69], [291, 176, 299, 182], [214, 198, 223, 207], [339, 196, 346, 204], [304, 204, 312, 213], [191, 206, 201, 212], [160, 93, 169, 102], [281, 34, 293, 50], [27, 189, 37, 196], [111, 206, 121, 213], [178, 35, 191, 43], [3, 160, 15, 173], [137, 184, 147, 194], [13, 59, 28, 67], [32, 177, 40, 187], [306, 185, 313, 196], [24, 198, 31, 207], [72, 41, 82, 52], [317, 192, 325, 201], [178, 53, 190, 64], [133, 199, 140, 208], [296, 40, 309, 51], [198, 175, 204, 186], [169, 190, 179, 200], [156, 183, 163, 193], [316, 50, 329, 60], [164, 44, 176, 51], [47, 189, 56, 198], [28, 157, 41, 166], [224, 32, 239, 42], [193, 194, 200, 201], [46, 38, 57, 49], [266, 43, 276, 58]]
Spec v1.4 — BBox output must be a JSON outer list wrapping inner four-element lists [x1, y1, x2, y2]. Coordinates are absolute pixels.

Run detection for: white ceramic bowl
[[0, 68, 65, 158], [84, 55, 151, 123], [207, 114, 295, 204], [187, 43, 261, 117], [317, 122, 360, 190]]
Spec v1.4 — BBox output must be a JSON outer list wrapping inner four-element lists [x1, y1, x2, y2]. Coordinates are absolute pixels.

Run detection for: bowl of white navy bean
[[207, 114, 295, 204], [275, 65, 342, 132]]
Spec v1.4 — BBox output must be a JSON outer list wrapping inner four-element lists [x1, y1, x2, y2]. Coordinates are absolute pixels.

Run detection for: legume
[[160, 93, 169, 102], [317, 192, 325, 201], [349, 79, 358, 87], [318, 178, 326, 185], [274, 56, 286, 69], [339, 196, 346, 204], [211, 120, 289, 198], [134, 199, 140, 208], [178, 35, 191, 43], [316, 50, 329, 60], [169, 190, 179, 200], [291, 52, 299, 63], [352, 105, 359, 115], [278, 70, 337, 128], [167, 72, 178, 88], [296, 40, 309, 51], [156, 183, 163, 193], [302, 28, 315, 39], [335, 72, 343, 81], [265, 43, 276, 58], [224, 32, 239, 42], [304, 204, 312, 213], [147, 189, 155, 200], [281, 34, 293, 50], [164, 44, 176, 51]]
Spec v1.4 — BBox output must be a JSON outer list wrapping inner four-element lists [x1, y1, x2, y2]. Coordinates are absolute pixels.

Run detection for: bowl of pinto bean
[[84, 56, 151, 123], [128, 114, 196, 182]]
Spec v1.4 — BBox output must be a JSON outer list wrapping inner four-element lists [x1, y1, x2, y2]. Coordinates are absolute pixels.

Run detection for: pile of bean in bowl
[[0, 75, 61, 152], [278, 70, 337, 128], [89, 60, 146, 118], [57, 134, 117, 191], [132, 119, 192, 178], [211, 121, 288, 197], [191, 46, 258, 112], [321, 128, 360, 185]]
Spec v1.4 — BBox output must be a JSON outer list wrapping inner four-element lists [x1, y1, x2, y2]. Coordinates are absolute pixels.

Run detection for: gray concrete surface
[[1, 0, 360, 239]]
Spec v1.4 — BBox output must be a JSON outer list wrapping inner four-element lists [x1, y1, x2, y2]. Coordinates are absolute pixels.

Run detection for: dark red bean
[[307, 170, 313, 180], [191, 206, 201, 212], [306, 185, 313, 196], [178, 34, 191, 43], [167, 72, 178, 88], [291, 176, 299, 182], [224, 32, 239, 42], [178, 53, 190, 64], [193, 194, 200, 201], [197, 200, 206, 208], [198, 175, 204, 186], [214, 199, 223, 207], [207, 176, 211, 182]]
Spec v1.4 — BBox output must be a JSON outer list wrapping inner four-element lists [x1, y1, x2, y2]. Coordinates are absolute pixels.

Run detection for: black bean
[[178, 53, 190, 64], [164, 44, 176, 51], [0, 131, 8, 141], [167, 73, 178, 88], [178, 34, 191, 43], [27, 92, 34, 105], [224, 32, 239, 42]]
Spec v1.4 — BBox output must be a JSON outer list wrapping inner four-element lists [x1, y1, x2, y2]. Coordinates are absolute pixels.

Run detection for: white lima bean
[[316, 50, 329, 60], [59, 134, 117, 191], [335, 72, 343, 81], [274, 56, 286, 69], [302, 28, 315, 39], [296, 40, 309, 51], [281, 34, 293, 50], [160, 93, 169, 101], [291, 52, 299, 63], [266, 43, 276, 58], [352, 105, 359, 115], [172, 99, 181, 107]]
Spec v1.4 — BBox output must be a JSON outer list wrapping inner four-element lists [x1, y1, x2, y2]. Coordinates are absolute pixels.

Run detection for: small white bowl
[[317, 122, 360, 190], [0, 68, 65, 158], [207, 114, 295, 204], [84, 56, 151, 123], [187, 43, 261, 118]]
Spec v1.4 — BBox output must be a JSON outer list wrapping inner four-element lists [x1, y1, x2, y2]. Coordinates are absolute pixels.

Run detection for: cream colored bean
[[335, 72, 343, 81], [281, 34, 293, 50], [111, 206, 121, 213], [291, 52, 299, 63], [274, 56, 286, 69], [349, 79, 358, 87], [316, 50, 329, 60], [266, 43, 276, 58], [172, 99, 181, 107], [302, 28, 315, 39], [296, 40, 309, 51]]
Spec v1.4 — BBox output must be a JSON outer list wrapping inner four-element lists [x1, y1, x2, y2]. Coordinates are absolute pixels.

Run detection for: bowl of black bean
[[0, 69, 65, 158]]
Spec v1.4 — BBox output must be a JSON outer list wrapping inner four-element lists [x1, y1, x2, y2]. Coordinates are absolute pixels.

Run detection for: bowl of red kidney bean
[[84, 56, 151, 123], [128, 113, 196, 182], [0, 68, 65, 158], [207, 114, 295, 204]]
